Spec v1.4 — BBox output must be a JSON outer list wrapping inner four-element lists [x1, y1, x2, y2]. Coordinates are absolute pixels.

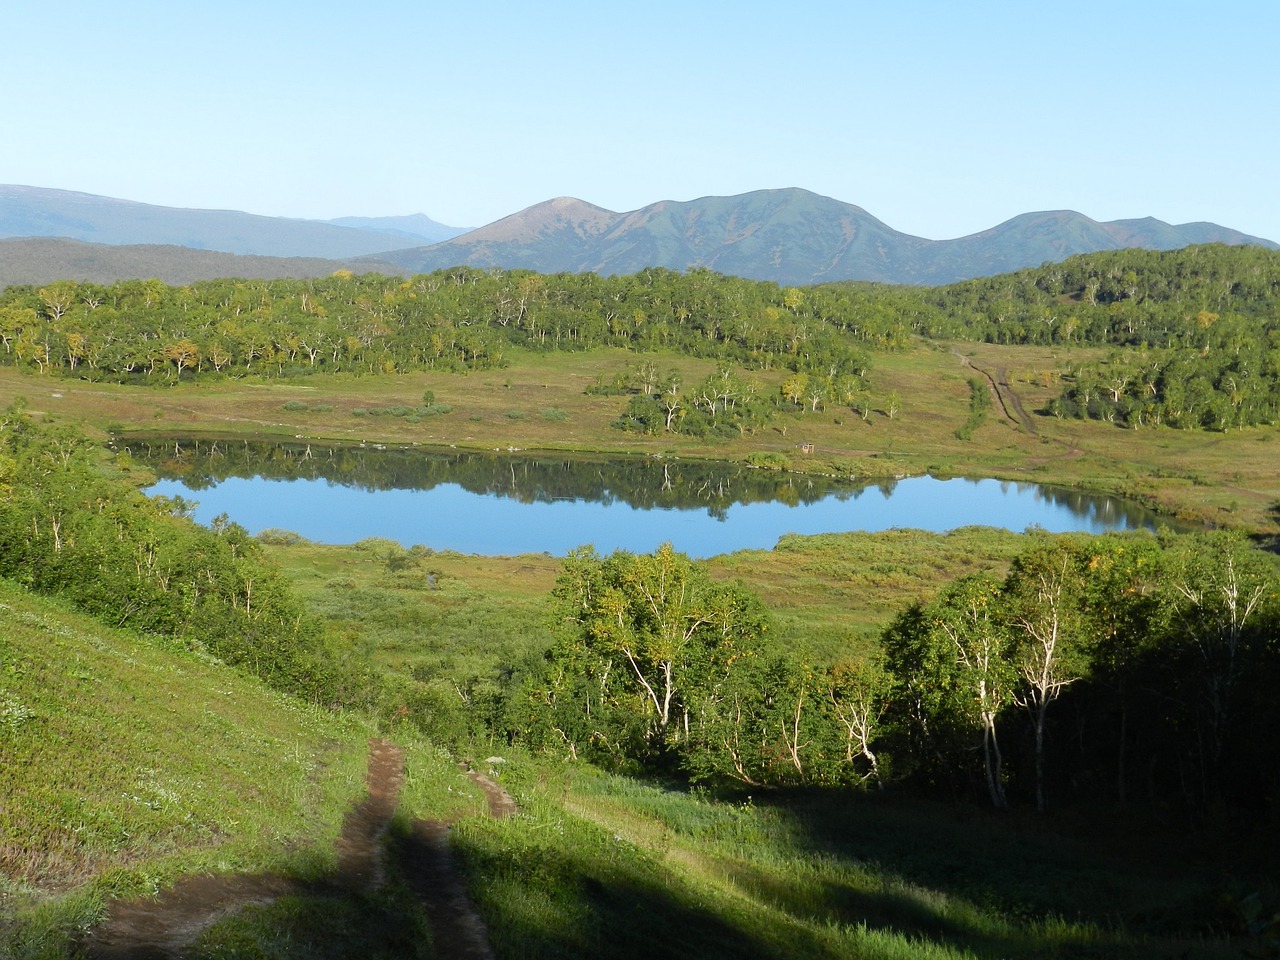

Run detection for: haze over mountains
[[1, 184, 1274, 289]]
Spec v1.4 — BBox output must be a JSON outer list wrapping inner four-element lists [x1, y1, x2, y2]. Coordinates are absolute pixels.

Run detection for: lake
[[127, 439, 1173, 558]]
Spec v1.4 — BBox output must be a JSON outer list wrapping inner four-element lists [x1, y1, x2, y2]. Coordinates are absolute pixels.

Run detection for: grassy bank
[[260, 526, 1032, 682]]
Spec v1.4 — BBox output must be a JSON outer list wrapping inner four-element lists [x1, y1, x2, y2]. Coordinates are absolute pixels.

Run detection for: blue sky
[[4, 1, 1276, 241]]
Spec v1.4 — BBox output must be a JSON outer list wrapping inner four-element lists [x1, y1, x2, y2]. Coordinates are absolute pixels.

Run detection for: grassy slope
[[447, 759, 1260, 960], [0, 577, 484, 958]]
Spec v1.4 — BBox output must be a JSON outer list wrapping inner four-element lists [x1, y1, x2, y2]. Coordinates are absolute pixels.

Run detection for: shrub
[[282, 400, 310, 412], [747, 451, 791, 470], [255, 528, 312, 546]]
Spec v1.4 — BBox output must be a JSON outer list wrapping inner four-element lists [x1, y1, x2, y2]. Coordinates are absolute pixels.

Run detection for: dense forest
[[915, 245, 1280, 429], [2, 244, 1279, 431]]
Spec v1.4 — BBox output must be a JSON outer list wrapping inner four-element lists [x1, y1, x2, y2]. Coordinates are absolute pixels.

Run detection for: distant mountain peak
[[461, 197, 620, 245], [2, 184, 1275, 287]]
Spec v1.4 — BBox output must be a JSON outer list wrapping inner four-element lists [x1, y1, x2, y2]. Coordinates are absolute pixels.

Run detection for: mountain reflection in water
[[126, 438, 1174, 558]]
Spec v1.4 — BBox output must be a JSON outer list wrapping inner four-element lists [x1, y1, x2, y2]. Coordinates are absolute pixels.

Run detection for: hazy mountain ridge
[[0, 185, 465, 259], [324, 213, 469, 245], [2, 184, 1274, 288], [372, 188, 1276, 286], [0, 237, 400, 288]]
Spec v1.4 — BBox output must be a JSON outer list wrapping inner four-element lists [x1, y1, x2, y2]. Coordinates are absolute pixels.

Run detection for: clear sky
[[4, 1, 1276, 241]]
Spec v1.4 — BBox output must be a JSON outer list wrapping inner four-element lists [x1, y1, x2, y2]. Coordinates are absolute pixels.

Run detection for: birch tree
[[1004, 538, 1090, 812], [1162, 531, 1275, 797]]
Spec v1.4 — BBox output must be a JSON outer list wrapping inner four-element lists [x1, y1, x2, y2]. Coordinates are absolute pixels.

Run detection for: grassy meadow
[[2, 340, 1276, 536], [3, 332, 1279, 958]]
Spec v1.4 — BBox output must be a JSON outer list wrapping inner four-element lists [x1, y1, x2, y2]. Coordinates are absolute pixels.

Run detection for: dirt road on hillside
[[953, 351, 1037, 435], [80, 740, 514, 960]]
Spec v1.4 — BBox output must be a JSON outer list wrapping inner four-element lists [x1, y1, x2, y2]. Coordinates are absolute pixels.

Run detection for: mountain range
[[2, 185, 1274, 289], [0, 185, 466, 258]]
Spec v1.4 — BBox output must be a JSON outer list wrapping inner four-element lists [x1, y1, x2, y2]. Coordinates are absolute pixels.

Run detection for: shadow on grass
[[744, 786, 1255, 959], [451, 824, 843, 960]]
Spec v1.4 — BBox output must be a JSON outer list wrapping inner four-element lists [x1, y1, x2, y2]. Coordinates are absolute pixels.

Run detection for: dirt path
[[462, 764, 519, 820], [393, 764, 516, 960], [952, 350, 1037, 435], [333, 737, 405, 891], [79, 739, 516, 960], [993, 366, 1038, 435]]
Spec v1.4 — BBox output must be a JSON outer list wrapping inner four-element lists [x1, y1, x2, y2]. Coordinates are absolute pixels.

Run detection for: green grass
[[448, 757, 1261, 960], [263, 539, 556, 675], [0, 576, 491, 959], [706, 527, 1029, 660], [0, 580, 370, 885], [187, 884, 436, 960], [0, 578, 370, 954]]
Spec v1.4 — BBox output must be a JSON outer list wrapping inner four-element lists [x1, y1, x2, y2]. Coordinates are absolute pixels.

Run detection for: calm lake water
[[131, 439, 1171, 558]]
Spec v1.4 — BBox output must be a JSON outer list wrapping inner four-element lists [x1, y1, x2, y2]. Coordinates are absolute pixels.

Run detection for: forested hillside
[[0, 405, 349, 701], [3, 244, 1279, 431], [919, 244, 1280, 428]]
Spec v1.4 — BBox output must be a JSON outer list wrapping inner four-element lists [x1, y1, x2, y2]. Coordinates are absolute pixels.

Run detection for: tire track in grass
[[81, 739, 517, 960]]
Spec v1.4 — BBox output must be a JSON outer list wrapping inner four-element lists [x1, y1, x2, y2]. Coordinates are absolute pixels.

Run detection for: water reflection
[[124, 438, 1177, 557]]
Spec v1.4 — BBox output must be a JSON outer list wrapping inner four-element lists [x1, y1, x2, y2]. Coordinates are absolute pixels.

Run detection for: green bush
[[255, 528, 312, 546]]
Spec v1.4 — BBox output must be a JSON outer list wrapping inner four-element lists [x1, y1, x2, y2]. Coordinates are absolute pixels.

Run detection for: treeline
[[917, 244, 1280, 346], [496, 535, 1280, 813], [0, 268, 882, 382], [0, 407, 356, 701]]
